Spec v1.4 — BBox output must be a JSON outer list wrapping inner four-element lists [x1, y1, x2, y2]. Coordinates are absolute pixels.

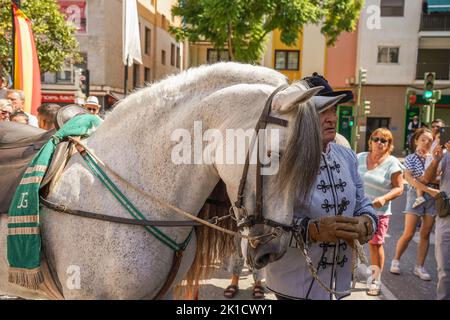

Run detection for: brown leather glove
[[308, 216, 360, 243], [332, 215, 374, 245]]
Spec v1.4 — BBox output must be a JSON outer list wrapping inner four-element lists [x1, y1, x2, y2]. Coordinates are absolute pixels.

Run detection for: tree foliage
[[0, 0, 80, 76], [170, 0, 363, 63]]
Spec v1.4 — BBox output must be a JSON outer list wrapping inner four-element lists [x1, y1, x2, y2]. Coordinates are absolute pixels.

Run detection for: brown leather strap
[[154, 250, 184, 299], [235, 85, 288, 212], [40, 197, 204, 227]]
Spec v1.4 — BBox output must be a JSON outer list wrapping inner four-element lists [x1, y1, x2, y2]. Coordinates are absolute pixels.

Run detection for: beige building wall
[[301, 24, 326, 77], [357, 86, 408, 155]]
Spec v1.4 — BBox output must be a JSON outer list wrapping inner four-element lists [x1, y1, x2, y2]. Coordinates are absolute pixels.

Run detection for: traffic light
[[434, 90, 442, 102], [424, 72, 435, 91], [349, 116, 355, 127], [79, 69, 90, 97], [363, 100, 371, 115], [359, 68, 367, 84], [423, 90, 433, 101]]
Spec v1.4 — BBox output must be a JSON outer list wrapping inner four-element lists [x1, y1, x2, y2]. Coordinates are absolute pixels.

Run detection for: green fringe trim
[[9, 268, 44, 290]]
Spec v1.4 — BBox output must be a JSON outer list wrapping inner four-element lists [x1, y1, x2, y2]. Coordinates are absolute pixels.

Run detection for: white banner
[[122, 0, 142, 66]]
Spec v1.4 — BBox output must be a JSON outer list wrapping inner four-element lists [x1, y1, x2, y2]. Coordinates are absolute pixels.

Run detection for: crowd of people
[[0, 78, 102, 130]]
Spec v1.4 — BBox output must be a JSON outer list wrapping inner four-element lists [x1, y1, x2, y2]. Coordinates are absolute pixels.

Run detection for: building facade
[[356, 0, 450, 153], [41, 0, 185, 111]]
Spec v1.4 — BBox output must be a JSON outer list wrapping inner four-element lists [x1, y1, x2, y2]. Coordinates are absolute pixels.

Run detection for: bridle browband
[[234, 84, 293, 232]]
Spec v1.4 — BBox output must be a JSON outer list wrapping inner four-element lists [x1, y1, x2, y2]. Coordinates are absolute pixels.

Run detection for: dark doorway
[[365, 117, 390, 150]]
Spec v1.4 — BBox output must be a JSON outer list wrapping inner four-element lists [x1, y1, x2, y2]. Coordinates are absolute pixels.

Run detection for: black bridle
[[234, 85, 293, 233]]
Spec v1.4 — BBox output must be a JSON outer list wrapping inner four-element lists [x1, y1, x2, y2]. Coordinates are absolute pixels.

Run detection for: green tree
[[0, 0, 80, 76], [170, 0, 363, 63]]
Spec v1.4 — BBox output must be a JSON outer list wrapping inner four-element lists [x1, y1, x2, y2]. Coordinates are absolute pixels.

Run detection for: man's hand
[[322, 215, 374, 245], [308, 216, 359, 243]]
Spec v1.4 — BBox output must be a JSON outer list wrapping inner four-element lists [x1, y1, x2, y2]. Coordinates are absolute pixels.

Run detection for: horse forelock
[[102, 62, 288, 126], [276, 80, 322, 205]]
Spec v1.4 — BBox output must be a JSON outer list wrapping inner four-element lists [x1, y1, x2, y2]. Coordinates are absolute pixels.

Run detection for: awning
[[428, 0, 450, 13]]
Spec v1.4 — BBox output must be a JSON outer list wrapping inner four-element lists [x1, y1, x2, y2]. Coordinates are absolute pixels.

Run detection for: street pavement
[[198, 188, 438, 300]]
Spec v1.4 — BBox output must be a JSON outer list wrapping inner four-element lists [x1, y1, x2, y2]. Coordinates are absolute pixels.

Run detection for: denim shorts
[[404, 186, 437, 217]]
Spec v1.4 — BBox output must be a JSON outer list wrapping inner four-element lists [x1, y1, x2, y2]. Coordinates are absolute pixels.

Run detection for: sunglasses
[[371, 137, 388, 144], [87, 107, 98, 112]]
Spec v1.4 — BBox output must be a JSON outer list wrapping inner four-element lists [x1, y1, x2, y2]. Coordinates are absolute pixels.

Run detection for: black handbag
[[435, 191, 450, 218]]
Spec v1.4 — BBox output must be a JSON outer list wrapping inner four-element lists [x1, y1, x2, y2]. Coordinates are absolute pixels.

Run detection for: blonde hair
[[368, 128, 394, 154]]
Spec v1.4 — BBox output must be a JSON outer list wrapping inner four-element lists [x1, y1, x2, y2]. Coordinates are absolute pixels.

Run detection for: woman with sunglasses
[[390, 128, 439, 282], [357, 128, 404, 296]]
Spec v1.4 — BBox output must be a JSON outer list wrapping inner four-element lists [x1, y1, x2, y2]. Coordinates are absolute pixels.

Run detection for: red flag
[[13, 4, 41, 115]]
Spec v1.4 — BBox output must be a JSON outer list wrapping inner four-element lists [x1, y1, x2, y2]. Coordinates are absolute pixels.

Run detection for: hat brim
[[313, 94, 348, 113], [319, 90, 354, 103]]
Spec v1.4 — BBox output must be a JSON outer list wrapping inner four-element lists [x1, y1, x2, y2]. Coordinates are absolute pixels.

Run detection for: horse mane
[[174, 180, 236, 299], [102, 62, 287, 126]]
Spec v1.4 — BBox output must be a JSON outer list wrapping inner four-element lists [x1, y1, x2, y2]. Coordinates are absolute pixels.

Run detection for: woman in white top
[[357, 128, 404, 296]]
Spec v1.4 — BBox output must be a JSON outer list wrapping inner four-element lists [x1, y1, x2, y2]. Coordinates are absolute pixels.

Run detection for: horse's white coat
[[0, 63, 320, 299]]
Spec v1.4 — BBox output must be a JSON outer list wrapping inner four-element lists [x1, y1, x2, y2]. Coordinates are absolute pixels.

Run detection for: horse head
[[217, 81, 342, 270]]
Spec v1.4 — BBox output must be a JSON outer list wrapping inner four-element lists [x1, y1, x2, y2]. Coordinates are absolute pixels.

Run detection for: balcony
[[416, 62, 450, 80], [420, 13, 450, 31]]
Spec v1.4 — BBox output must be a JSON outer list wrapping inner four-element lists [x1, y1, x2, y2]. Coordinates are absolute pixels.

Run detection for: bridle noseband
[[234, 85, 293, 235]]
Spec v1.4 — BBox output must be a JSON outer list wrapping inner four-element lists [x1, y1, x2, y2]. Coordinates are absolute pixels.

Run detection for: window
[[161, 50, 166, 65], [171, 44, 175, 66], [207, 49, 230, 63], [377, 47, 399, 63], [144, 67, 151, 83], [176, 47, 181, 68], [380, 0, 404, 17], [145, 27, 151, 55], [274, 50, 300, 70], [133, 63, 140, 88]]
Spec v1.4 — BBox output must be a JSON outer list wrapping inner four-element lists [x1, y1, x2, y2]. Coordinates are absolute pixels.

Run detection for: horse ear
[[272, 86, 324, 113]]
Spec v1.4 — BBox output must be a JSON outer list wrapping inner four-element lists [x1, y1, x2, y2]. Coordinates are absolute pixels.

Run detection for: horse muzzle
[[244, 224, 288, 269]]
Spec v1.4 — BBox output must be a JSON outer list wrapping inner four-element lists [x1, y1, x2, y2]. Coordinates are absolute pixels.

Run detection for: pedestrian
[[0, 99, 13, 121], [84, 96, 101, 115], [407, 115, 423, 152], [423, 141, 450, 300], [0, 74, 8, 99], [9, 110, 29, 125], [390, 128, 439, 281], [264, 75, 378, 300], [357, 128, 404, 296], [6, 89, 38, 127], [37, 103, 61, 130], [224, 237, 265, 299]]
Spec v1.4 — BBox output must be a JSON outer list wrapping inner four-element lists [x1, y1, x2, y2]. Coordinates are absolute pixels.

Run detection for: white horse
[[0, 62, 330, 299]]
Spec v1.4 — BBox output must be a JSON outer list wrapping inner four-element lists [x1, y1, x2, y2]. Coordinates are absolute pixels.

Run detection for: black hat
[[304, 73, 354, 107]]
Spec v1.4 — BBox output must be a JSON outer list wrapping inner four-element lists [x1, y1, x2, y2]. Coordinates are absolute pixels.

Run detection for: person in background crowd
[[10, 110, 29, 125], [0, 74, 8, 99], [407, 115, 424, 152], [6, 89, 38, 127], [224, 237, 265, 299], [357, 128, 404, 296], [37, 103, 61, 130], [390, 128, 439, 281], [84, 96, 101, 115], [0, 99, 13, 121], [423, 141, 450, 300]]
